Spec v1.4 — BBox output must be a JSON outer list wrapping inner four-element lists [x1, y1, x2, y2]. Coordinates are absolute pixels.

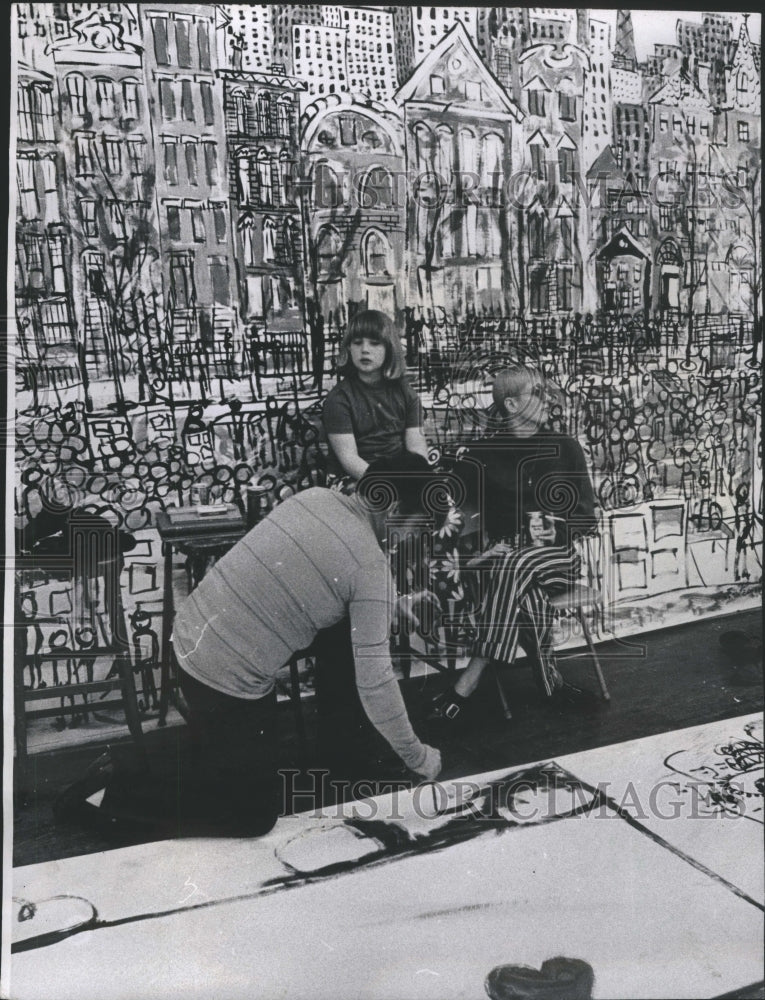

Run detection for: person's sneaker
[[426, 688, 468, 723]]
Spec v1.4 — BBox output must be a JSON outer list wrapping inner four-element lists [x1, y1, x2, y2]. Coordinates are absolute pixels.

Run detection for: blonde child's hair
[[492, 365, 546, 408], [337, 310, 406, 380]]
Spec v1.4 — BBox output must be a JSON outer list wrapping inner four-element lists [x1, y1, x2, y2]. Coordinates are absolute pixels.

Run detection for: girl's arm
[[404, 427, 430, 460], [328, 433, 370, 480]]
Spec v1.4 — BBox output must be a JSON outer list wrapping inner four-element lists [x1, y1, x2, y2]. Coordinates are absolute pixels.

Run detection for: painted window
[[314, 163, 340, 209], [363, 229, 390, 275], [108, 201, 126, 239], [262, 218, 276, 262], [204, 143, 218, 185], [81, 199, 98, 237], [159, 79, 176, 120], [360, 166, 393, 209], [435, 124, 453, 184], [242, 220, 257, 266], [257, 151, 273, 205], [197, 21, 211, 70], [529, 213, 546, 257], [530, 265, 548, 311], [256, 92, 270, 134], [75, 134, 96, 176], [40, 157, 59, 221], [175, 19, 192, 68], [95, 78, 115, 119], [317, 227, 341, 278], [47, 233, 67, 292], [17, 157, 39, 219], [200, 82, 214, 125], [557, 265, 573, 310], [560, 217, 573, 258], [166, 205, 181, 240], [558, 148, 575, 183], [103, 137, 121, 174], [164, 142, 179, 185], [191, 206, 206, 243], [152, 18, 170, 65], [122, 80, 139, 120], [211, 204, 226, 243], [209, 258, 230, 305], [34, 85, 55, 140], [277, 100, 292, 138], [528, 90, 545, 116], [458, 127, 477, 176], [181, 80, 195, 122], [18, 85, 34, 141], [237, 155, 251, 204], [66, 73, 87, 117], [530, 144, 545, 180], [559, 93, 576, 121], [481, 133, 503, 195]]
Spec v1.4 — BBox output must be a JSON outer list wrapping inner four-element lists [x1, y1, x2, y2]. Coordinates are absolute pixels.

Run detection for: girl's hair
[[337, 310, 406, 380]]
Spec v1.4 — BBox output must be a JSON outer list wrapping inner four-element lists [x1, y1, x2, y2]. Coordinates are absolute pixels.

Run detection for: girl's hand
[[465, 541, 513, 569], [527, 512, 558, 547], [394, 590, 442, 632]]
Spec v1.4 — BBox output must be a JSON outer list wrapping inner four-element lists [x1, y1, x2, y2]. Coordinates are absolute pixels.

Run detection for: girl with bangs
[[322, 310, 429, 484]]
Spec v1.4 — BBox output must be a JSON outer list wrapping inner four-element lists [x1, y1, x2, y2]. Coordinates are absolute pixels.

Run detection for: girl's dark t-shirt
[[322, 376, 423, 474]]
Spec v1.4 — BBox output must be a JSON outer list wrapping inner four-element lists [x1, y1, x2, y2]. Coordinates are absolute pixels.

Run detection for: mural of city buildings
[[11, 6, 762, 748]]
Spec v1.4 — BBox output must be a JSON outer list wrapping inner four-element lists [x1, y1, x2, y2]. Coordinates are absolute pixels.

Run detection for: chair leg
[[289, 656, 308, 766], [577, 608, 610, 702], [491, 662, 513, 721]]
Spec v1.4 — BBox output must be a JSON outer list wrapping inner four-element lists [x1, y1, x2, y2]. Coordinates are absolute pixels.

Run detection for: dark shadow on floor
[[13, 607, 763, 868]]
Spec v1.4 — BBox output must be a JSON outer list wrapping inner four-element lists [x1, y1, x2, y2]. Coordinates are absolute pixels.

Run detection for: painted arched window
[[232, 89, 247, 134], [262, 217, 276, 262], [239, 215, 257, 266], [277, 98, 292, 138], [363, 229, 391, 276], [94, 77, 114, 119], [313, 163, 340, 209], [412, 122, 433, 172], [435, 124, 453, 185], [458, 127, 477, 176], [316, 226, 342, 279], [282, 217, 299, 263], [359, 166, 393, 209], [481, 133, 503, 196], [257, 150, 273, 205], [237, 152, 251, 205], [66, 72, 87, 117]]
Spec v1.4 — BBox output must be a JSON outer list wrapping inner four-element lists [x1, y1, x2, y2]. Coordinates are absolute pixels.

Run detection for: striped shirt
[[172, 488, 428, 772]]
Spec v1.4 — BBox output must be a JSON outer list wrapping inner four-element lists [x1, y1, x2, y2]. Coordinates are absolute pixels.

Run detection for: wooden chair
[[15, 515, 145, 791]]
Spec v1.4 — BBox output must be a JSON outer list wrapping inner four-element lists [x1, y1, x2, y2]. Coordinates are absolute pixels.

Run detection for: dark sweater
[[462, 427, 597, 546]]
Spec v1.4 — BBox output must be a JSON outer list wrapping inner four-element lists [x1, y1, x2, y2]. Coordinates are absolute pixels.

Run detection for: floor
[[13, 606, 763, 872], [10, 713, 764, 999]]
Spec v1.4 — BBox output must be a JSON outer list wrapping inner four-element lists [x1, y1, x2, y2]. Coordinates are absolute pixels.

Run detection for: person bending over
[[57, 454, 446, 840]]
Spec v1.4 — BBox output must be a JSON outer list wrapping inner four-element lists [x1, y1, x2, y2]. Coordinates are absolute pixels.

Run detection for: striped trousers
[[468, 545, 581, 696]]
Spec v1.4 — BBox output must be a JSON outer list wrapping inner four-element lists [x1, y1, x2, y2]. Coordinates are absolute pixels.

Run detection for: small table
[[155, 505, 247, 725]]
